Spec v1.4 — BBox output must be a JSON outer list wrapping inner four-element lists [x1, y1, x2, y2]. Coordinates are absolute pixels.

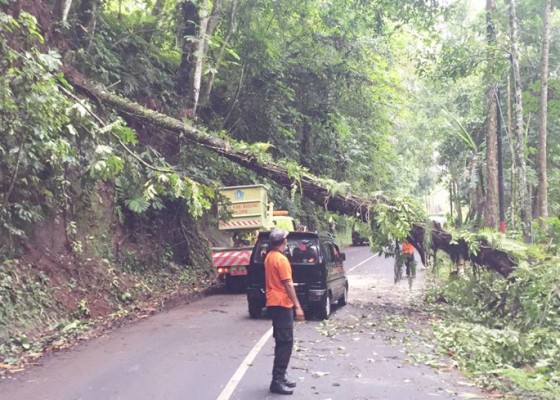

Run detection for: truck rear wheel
[[248, 300, 263, 319]]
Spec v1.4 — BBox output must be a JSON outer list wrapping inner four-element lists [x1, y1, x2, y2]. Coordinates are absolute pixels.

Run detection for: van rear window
[[253, 238, 320, 264]]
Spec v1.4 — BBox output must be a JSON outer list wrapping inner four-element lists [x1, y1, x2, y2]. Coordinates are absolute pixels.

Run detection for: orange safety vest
[[401, 242, 414, 254]]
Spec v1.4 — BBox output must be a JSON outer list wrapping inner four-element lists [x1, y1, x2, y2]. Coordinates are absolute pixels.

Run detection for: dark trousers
[[268, 306, 294, 381], [404, 253, 414, 276]]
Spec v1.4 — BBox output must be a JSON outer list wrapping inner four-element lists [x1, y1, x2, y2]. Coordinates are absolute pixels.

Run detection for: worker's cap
[[269, 229, 289, 244]]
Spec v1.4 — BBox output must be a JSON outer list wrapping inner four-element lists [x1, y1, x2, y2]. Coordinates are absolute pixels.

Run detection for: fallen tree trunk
[[65, 71, 516, 278], [409, 223, 515, 277], [65, 70, 382, 218]]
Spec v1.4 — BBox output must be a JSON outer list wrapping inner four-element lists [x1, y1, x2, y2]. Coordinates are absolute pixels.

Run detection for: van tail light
[[309, 289, 326, 301]]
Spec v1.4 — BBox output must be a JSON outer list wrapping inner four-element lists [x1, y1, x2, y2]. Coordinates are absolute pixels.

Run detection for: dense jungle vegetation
[[1, 0, 559, 397]]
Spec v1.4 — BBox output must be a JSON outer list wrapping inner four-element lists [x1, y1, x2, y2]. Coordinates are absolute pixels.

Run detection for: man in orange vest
[[265, 229, 305, 395], [401, 241, 415, 277]]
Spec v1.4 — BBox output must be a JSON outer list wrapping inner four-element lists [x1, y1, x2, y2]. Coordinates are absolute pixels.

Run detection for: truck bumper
[[216, 266, 248, 278]]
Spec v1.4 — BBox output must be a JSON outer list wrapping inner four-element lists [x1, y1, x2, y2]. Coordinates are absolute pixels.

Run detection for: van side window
[[325, 242, 337, 263], [254, 241, 269, 262], [333, 244, 341, 260], [327, 242, 338, 261], [321, 243, 332, 264]]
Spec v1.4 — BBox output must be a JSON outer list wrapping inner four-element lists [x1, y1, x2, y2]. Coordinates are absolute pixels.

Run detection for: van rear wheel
[[317, 294, 331, 320], [338, 285, 348, 306]]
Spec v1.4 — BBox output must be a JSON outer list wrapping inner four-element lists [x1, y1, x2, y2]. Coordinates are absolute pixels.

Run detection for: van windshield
[[253, 237, 320, 264]]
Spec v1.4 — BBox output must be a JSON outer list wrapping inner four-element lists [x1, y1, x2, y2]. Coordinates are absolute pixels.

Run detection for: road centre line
[[216, 326, 273, 400], [347, 253, 378, 273]]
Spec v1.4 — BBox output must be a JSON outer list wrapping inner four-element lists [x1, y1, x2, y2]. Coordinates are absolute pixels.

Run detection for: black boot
[[282, 376, 296, 388], [270, 380, 294, 395]]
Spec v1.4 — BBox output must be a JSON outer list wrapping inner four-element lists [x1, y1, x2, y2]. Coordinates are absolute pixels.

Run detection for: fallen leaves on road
[[311, 371, 330, 378], [457, 393, 489, 399], [0, 363, 24, 371]]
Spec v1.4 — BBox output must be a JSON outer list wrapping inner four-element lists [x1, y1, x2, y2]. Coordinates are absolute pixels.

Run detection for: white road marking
[[347, 253, 378, 273], [216, 326, 273, 400]]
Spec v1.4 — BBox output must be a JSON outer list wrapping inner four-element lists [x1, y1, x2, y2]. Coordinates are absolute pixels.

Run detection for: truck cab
[[271, 211, 297, 232]]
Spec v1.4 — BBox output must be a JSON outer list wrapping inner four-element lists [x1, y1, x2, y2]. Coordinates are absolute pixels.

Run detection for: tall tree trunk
[[475, 171, 485, 229], [75, 0, 101, 49], [191, 0, 210, 115], [484, 0, 499, 229], [176, 1, 200, 101], [508, 0, 531, 242], [141, 0, 166, 42], [465, 185, 475, 223], [295, 84, 312, 169], [506, 74, 517, 228], [206, 0, 224, 38], [449, 182, 454, 223], [453, 178, 463, 226], [180, 0, 223, 114], [536, 0, 552, 220], [200, 0, 237, 107], [53, 0, 73, 22], [299, 119, 312, 169]]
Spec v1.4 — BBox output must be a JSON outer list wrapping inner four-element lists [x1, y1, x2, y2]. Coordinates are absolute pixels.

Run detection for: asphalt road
[[0, 246, 490, 400]]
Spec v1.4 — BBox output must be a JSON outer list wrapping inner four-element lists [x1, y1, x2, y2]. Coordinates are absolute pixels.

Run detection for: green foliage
[[443, 227, 531, 268], [369, 196, 425, 254], [441, 109, 479, 152], [281, 160, 309, 200], [427, 255, 560, 397], [0, 12, 76, 254], [0, 261, 58, 346], [0, 11, 214, 260], [433, 322, 559, 398], [91, 117, 214, 217], [204, 0, 435, 194], [75, 10, 177, 102], [6, 4, 560, 395], [318, 178, 352, 199], [124, 197, 150, 213], [326, 213, 353, 248], [450, 230, 481, 256], [532, 217, 560, 256]]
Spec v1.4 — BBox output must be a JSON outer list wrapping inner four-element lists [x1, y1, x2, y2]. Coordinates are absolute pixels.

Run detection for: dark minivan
[[246, 231, 348, 320]]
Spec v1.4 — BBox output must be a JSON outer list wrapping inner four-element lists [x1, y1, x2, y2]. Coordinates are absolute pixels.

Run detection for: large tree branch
[[65, 70, 381, 215], [64, 71, 517, 278], [409, 222, 515, 277]]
